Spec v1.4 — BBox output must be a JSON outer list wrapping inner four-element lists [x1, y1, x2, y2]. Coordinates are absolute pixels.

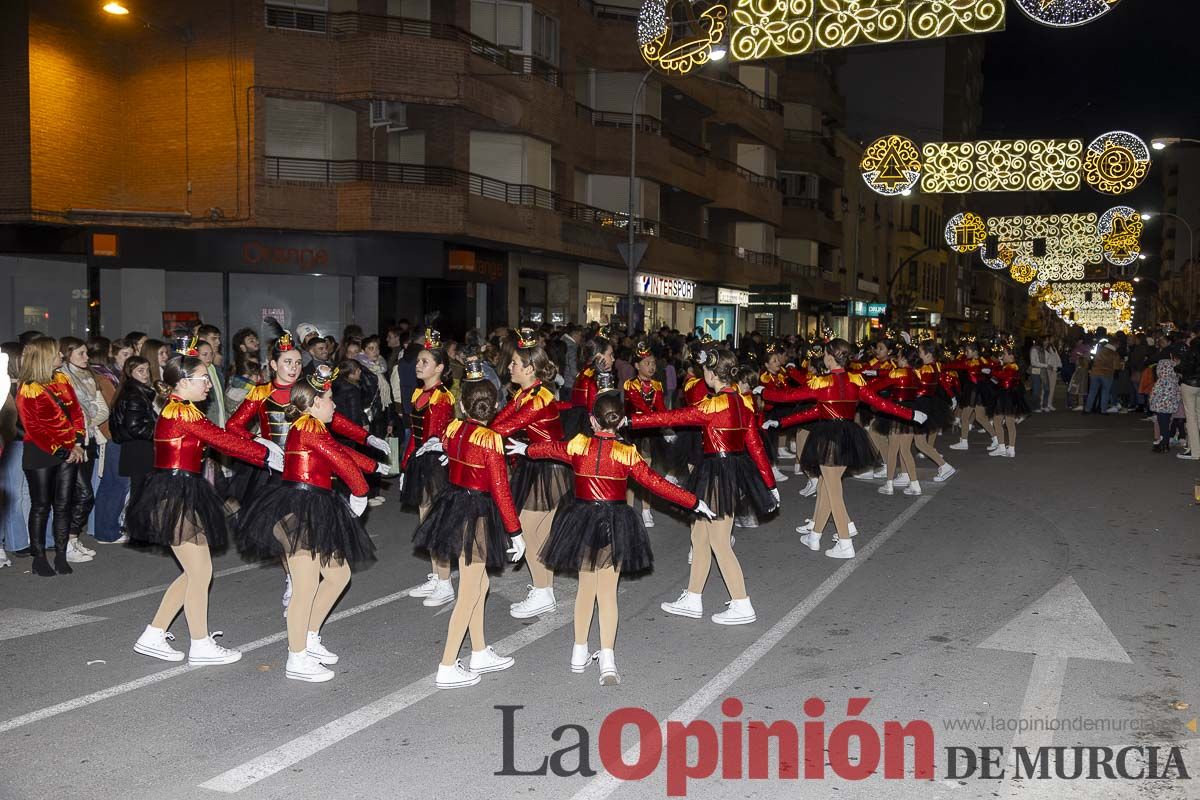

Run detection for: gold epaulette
[[566, 433, 590, 456], [446, 419, 463, 439], [245, 383, 272, 403], [808, 375, 833, 389], [849, 373, 866, 386], [19, 381, 44, 398], [609, 440, 641, 466], [468, 425, 503, 452], [291, 414, 326, 433], [161, 400, 203, 422], [699, 393, 730, 413]]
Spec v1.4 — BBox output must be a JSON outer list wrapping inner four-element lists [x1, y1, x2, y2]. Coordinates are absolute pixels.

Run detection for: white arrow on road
[[978, 576, 1131, 789]]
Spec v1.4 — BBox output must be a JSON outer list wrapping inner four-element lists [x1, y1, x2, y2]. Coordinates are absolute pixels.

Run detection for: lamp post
[[625, 68, 654, 335], [1141, 211, 1196, 321]]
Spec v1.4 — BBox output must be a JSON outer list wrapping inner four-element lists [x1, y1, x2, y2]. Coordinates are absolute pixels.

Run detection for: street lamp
[[1151, 137, 1200, 150], [103, 2, 130, 14]]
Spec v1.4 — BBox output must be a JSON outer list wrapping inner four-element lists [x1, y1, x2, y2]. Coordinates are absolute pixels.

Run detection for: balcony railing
[[718, 76, 784, 114], [712, 157, 778, 189], [577, 0, 640, 22], [264, 5, 561, 87], [574, 103, 663, 134]]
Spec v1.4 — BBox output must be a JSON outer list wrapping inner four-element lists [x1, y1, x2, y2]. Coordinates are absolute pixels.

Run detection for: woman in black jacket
[[109, 357, 158, 510]]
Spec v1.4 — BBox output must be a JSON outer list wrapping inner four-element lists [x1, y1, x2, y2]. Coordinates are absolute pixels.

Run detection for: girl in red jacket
[[413, 365, 525, 689], [15, 337, 86, 577], [623, 342, 669, 528], [986, 347, 1029, 458], [240, 366, 384, 682], [913, 341, 958, 481], [510, 387, 713, 684], [630, 348, 779, 626], [128, 353, 281, 666]]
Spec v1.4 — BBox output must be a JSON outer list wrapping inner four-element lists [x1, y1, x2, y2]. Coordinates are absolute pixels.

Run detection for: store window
[[586, 291, 622, 326]]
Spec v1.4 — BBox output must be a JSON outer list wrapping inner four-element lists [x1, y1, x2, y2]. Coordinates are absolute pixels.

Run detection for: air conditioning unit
[[369, 100, 408, 132]]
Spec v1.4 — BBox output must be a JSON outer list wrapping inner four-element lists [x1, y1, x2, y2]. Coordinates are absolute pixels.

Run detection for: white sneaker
[[570, 643, 595, 674], [1046, 404, 1055, 411], [851, 470, 876, 481], [847, 522, 858, 538], [435, 660, 480, 689], [65, 540, 93, 563], [598, 649, 621, 685], [934, 463, 957, 482], [776, 447, 793, 460], [95, 534, 129, 544], [902, 480, 922, 496], [641, 508, 655, 528], [410, 573, 439, 598], [892, 472, 911, 487], [286, 650, 334, 683], [71, 538, 96, 557], [189, 634, 241, 666], [1033, 408, 1044, 413], [771, 466, 789, 483], [796, 518, 816, 534], [872, 466, 888, 478], [792, 461, 803, 475], [368, 496, 386, 507], [948, 439, 968, 450], [825, 538, 855, 559], [0, 548, 10, 568], [422, 579, 455, 607], [305, 631, 338, 665], [469, 645, 515, 674], [712, 598, 756, 625], [988, 445, 1007, 457], [1106, 406, 1121, 414], [1006, 446, 1015, 458], [661, 590, 703, 619], [665, 475, 681, 486], [798, 477, 819, 497], [687, 545, 693, 565], [282, 573, 293, 612], [510, 586, 556, 619], [877, 481, 894, 495], [987, 437, 1000, 451], [733, 514, 758, 528], [799, 532, 821, 551], [134, 625, 184, 662]]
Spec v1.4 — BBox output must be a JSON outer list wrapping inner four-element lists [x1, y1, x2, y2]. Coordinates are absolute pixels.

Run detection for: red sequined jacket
[[401, 383, 455, 470], [759, 368, 790, 412], [623, 378, 666, 416], [918, 363, 959, 398], [766, 370, 916, 427], [283, 415, 377, 495], [851, 357, 894, 378], [16, 374, 84, 457], [226, 381, 368, 448], [869, 367, 921, 403], [682, 375, 708, 406], [443, 419, 521, 534], [944, 357, 990, 385], [527, 432, 698, 507], [492, 382, 564, 443], [154, 398, 268, 473], [991, 362, 1023, 390], [629, 388, 775, 489], [570, 365, 601, 410]]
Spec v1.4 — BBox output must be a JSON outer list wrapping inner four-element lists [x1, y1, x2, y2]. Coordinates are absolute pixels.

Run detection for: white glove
[[761, 419, 779, 430], [862, 370, 878, 378], [414, 437, 443, 458], [980, 368, 992, 375], [752, 385, 765, 396], [912, 410, 929, 425], [694, 499, 716, 520], [506, 534, 526, 563], [770, 487, 780, 508], [950, 397, 958, 411], [663, 432, 677, 444], [553, 374, 565, 388], [375, 461, 391, 475], [255, 437, 284, 472], [785, 362, 797, 370], [367, 435, 390, 454], [396, 473, 405, 493], [506, 439, 528, 457], [348, 494, 368, 517]]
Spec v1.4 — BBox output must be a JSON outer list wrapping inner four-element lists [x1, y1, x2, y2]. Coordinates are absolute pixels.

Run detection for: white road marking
[[54, 563, 262, 616], [0, 608, 108, 642], [0, 585, 419, 735], [569, 495, 933, 800]]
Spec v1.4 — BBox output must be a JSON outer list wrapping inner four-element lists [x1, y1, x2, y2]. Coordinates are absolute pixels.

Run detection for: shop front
[[694, 286, 748, 346], [747, 286, 799, 339], [635, 272, 696, 334]]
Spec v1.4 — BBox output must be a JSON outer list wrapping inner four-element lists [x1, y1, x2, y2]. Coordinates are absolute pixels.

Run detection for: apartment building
[[1148, 149, 1200, 326]]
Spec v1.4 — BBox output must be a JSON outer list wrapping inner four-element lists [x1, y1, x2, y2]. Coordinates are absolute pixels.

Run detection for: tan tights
[[958, 405, 974, 437], [440, 553, 489, 666], [285, 550, 351, 653], [994, 413, 1017, 447], [420, 501, 451, 581], [913, 430, 946, 467], [151, 541, 214, 641], [688, 515, 747, 600], [868, 428, 887, 462], [809, 465, 852, 540], [974, 406, 995, 438], [575, 566, 620, 649], [884, 433, 918, 480], [518, 508, 556, 590]]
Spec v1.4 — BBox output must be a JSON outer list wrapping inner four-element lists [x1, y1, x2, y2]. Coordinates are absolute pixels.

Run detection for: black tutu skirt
[[913, 394, 956, 433], [510, 456, 573, 512], [956, 376, 977, 408], [126, 468, 231, 549], [412, 485, 510, 569], [239, 482, 376, 566], [687, 451, 777, 518], [539, 498, 653, 574], [666, 428, 703, 477], [973, 380, 997, 409], [399, 450, 449, 510], [800, 419, 881, 477], [559, 406, 592, 440], [989, 387, 1031, 416]]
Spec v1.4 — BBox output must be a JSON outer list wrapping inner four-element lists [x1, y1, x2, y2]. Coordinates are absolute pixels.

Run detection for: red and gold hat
[[516, 328, 539, 350], [275, 330, 296, 353], [464, 355, 486, 381], [423, 328, 443, 351], [634, 341, 652, 360], [306, 364, 338, 393], [175, 335, 200, 357]]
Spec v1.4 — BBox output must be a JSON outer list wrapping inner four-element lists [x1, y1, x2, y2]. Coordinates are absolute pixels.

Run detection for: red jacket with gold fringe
[[401, 383, 455, 470], [766, 369, 915, 426], [283, 414, 377, 495], [444, 418, 521, 534], [623, 377, 667, 416], [226, 381, 368, 448], [16, 374, 84, 457], [492, 381, 564, 443], [527, 432, 697, 507], [154, 398, 268, 473]]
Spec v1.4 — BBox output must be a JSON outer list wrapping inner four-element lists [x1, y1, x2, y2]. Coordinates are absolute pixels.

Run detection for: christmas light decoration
[[1097, 205, 1142, 266], [860, 134, 922, 196], [1084, 131, 1151, 196], [944, 212, 988, 252], [637, 0, 668, 46], [639, 1, 728, 76], [1010, 259, 1037, 284], [726, 0, 1006, 63], [1014, 0, 1122, 28], [1038, 280, 1133, 333]]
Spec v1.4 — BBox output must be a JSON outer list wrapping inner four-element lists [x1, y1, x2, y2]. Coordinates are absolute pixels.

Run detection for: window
[[471, 0, 526, 49], [265, 98, 355, 163], [910, 206, 920, 233], [387, 131, 425, 165], [265, 0, 328, 32], [532, 10, 559, 65], [387, 0, 430, 18], [779, 171, 817, 201]]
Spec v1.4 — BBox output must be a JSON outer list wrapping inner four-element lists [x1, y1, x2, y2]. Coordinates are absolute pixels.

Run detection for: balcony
[[782, 197, 842, 247], [781, 130, 843, 185]]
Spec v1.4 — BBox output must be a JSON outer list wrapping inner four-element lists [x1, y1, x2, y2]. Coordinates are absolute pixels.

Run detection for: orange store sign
[[241, 240, 329, 269]]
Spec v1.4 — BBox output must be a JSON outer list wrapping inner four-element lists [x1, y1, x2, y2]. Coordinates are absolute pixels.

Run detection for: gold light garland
[[1084, 132, 1151, 196], [639, 1, 728, 76], [1097, 205, 1142, 266], [860, 134, 922, 196], [1041, 280, 1134, 333], [945, 212, 988, 253]]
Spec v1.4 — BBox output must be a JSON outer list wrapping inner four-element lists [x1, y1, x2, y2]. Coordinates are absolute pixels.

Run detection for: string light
[[639, 1, 728, 76], [860, 134, 922, 196], [1097, 205, 1143, 266], [1013, 0, 1122, 28], [945, 212, 988, 252], [1084, 131, 1151, 196], [637, 0, 668, 46]]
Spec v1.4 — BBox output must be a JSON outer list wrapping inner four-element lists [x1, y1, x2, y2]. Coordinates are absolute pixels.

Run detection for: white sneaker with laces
[[825, 538, 855, 559], [796, 518, 816, 534], [570, 643, 595, 674], [792, 461, 803, 475], [892, 472, 911, 487], [469, 645, 515, 674], [799, 532, 821, 551], [306, 631, 338, 665], [598, 649, 621, 685], [435, 660, 480, 689], [948, 439, 969, 450], [799, 477, 819, 497], [367, 496, 386, 507], [134, 625, 184, 662], [988, 445, 1007, 457], [903, 480, 922, 496], [661, 590, 703, 619], [641, 508, 655, 528], [771, 465, 789, 483], [189, 634, 241, 666], [410, 573, 439, 598], [1006, 446, 1015, 458], [712, 598, 756, 625], [776, 447, 793, 460], [423, 579, 455, 607], [852, 470, 876, 481], [877, 481, 894, 495], [510, 586, 556, 619], [934, 463, 957, 482], [72, 538, 97, 557], [286, 650, 334, 682], [65, 540, 93, 563], [872, 466, 888, 479], [988, 437, 1000, 451]]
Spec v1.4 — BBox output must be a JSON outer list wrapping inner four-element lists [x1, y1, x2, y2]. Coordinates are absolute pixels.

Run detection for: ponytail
[[156, 354, 204, 400]]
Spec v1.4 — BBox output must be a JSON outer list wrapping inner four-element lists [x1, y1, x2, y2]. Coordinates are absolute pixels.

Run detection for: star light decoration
[[861, 131, 1150, 197], [1014, 0, 1122, 28]]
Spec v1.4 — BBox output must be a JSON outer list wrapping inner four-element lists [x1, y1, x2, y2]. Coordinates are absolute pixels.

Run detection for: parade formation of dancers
[[97, 323, 1030, 688]]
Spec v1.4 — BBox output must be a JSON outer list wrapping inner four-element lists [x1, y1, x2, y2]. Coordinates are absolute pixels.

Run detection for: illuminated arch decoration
[[1084, 132, 1151, 196], [639, 1, 728, 76], [1010, 258, 1038, 284], [1014, 0, 1122, 28], [1039, 280, 1134, 333], [725, 0, 1006, 63], [945, 212, 988, 252], [1097, 206, 1142, 266], [860, 135, 922, 196], [862, 131, 1149, 197]]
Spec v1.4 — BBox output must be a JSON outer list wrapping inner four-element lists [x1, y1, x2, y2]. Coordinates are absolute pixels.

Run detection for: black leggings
[[25, 459, 94, 553]]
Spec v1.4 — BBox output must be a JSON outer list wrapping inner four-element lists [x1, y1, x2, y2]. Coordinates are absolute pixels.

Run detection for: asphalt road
[[1, 408, 1197, 800]]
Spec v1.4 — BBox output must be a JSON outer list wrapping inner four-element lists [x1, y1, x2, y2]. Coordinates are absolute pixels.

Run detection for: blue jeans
[[1085, 375, 1113, 412], [0, 441, 33, 551], [1030, 373, 1042, 410], [93, 441, 130, 541]]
